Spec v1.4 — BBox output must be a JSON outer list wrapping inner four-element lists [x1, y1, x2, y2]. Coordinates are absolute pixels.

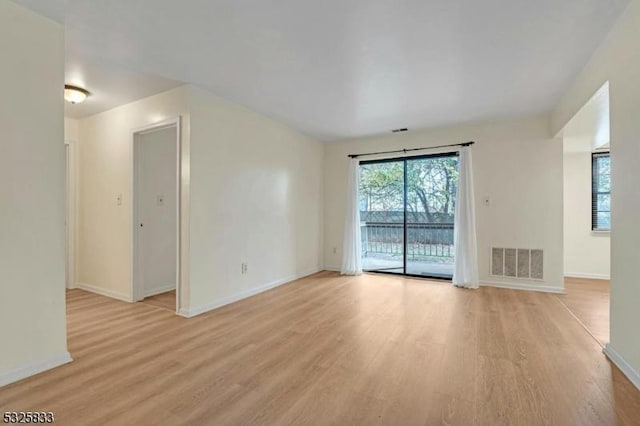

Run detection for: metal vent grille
[[491, 248, 543, 280]]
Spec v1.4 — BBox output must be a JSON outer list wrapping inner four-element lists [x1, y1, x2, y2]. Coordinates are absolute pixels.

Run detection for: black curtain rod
[[347, 141, 474, 159]]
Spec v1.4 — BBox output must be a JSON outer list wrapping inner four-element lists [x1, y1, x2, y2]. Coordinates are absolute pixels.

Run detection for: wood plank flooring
[[556, 277, 610, 346], [140, 290, 176, 312], [1, 271, 639, 425]]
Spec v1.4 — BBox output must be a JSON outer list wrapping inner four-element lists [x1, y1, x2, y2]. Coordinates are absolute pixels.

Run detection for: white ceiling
[[64, 50, 183, 119], [12, 0, 184, 119], [12, 0, 629, 140], [563, 82, 610, 153]]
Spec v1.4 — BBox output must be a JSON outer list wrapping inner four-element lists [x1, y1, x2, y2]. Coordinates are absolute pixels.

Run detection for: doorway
[[132, 119, 180, 312], [559, 81, 611, 346], [359, 153, 459, 279]]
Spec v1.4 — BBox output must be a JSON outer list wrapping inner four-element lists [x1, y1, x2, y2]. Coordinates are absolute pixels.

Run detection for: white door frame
[[64, 139, 76, 289], [131, 117, 182, 312]]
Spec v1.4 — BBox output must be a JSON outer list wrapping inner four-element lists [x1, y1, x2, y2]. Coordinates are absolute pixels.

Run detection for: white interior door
[[135, 126, 178, 299]]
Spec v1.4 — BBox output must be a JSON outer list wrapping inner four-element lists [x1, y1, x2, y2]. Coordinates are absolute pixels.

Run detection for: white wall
[[563, 151, 610, 279], [0, 0, 70, 385], [324, 116, 564, 292], [75, 84, 323, 315], [76, 86, 189, 302], [65, 118, 79, 142], [136, 127, 178, 297], [64, 118, 79, 289], [187, 86, 324, 315], [552, 0, 640, 385]]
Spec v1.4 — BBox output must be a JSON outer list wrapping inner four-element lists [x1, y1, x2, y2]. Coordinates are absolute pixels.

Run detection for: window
[[592, 152, 610, 231], [359, 153, 459, 279]]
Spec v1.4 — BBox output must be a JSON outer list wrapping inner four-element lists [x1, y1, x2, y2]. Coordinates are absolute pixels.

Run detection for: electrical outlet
[[241, 262, 248, 274], [482, 196, 491, 207], [332, 247, 337, 254], [116, 194, 123, 206], [157, 195, 165, 206]]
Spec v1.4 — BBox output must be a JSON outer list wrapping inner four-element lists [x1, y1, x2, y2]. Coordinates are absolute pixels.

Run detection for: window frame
[[358, 151, 460, 280], [591, 151, 611, 231]]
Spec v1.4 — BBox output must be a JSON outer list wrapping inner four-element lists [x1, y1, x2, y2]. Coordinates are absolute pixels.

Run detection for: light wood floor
[[140, 290, 176, 312], [1, 272, 639, 425], [556, 277, 610, 346]]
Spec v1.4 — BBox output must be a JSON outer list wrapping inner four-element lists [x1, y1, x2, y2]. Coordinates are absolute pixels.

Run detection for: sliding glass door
[[405, 155, 458, 278], [359, 153, 459, 279], [359, 160, 405, 273]]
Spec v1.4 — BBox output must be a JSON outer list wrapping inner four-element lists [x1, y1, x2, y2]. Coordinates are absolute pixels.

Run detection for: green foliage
[[359, 162, 404, 211], [359, 156, 459, 220]]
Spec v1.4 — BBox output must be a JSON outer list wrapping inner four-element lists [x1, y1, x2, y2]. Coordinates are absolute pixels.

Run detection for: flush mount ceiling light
[[64, 85, 90, 104]]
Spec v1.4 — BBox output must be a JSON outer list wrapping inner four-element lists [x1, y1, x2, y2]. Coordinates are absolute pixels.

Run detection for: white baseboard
[[603, 344, 640, 391], [480, 280, 565, 294], [565, 272, 610, 280], [143, 284, 176, 298], [325, 268, 565, 295], [0, 351, 72, 388], [179, 268, 321, 318], [76, 282, 133, 302]]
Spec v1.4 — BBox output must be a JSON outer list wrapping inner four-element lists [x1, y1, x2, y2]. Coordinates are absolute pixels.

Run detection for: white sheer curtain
[[341, 158, 363, 275], [453, 146, 479, 288]]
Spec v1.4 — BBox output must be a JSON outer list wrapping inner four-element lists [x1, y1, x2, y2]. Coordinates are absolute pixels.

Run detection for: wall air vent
[[491, 248, 543, 280]]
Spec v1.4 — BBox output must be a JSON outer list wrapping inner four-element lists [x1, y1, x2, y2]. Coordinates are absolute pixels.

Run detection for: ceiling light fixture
[[64, 85, 90, 104]]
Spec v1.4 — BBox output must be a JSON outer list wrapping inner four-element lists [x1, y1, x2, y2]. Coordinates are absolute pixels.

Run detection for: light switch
[[157, 195, 165, 206]]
